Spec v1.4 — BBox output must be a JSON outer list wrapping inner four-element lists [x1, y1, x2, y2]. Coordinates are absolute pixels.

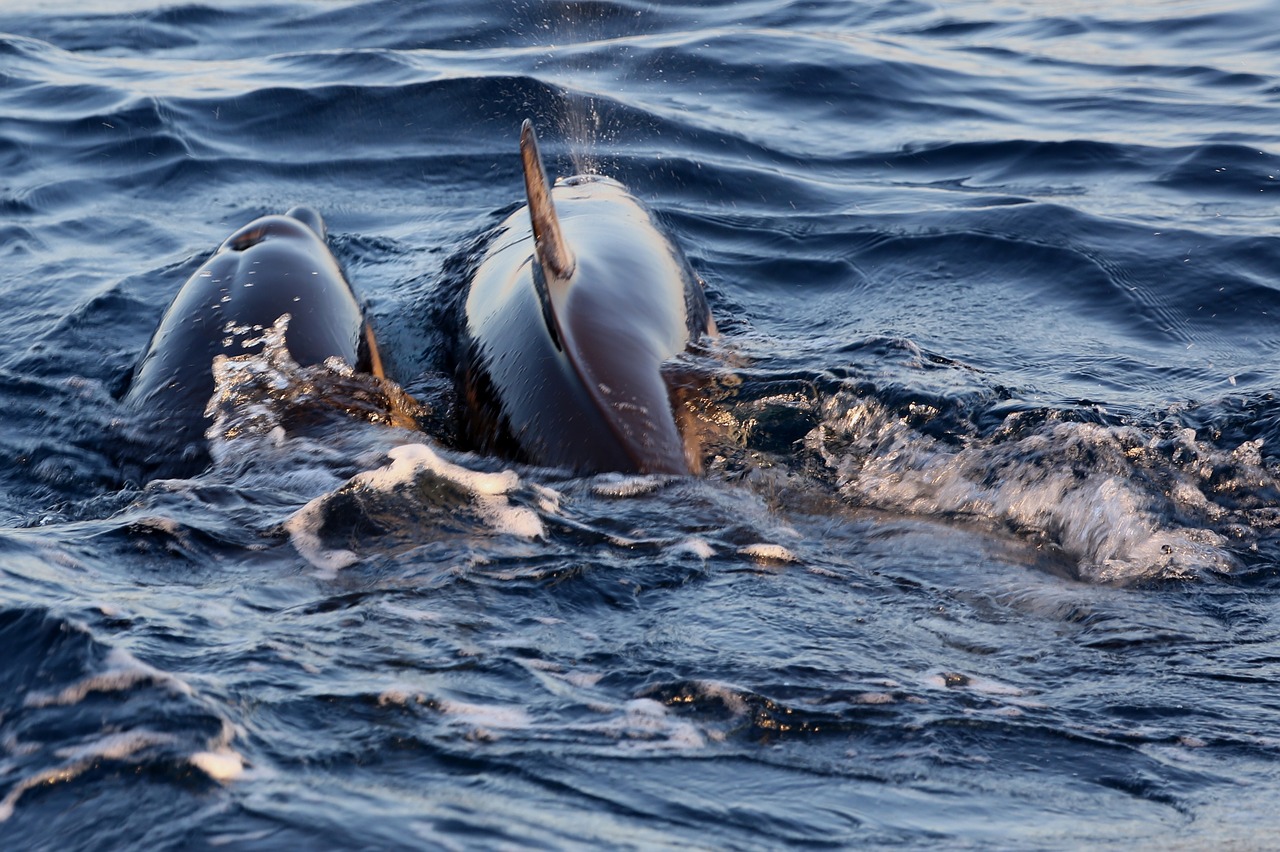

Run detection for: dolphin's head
[[220, 207, 327, 253]]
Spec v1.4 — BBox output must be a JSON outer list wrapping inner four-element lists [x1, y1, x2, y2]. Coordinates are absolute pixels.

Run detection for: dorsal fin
[[285, 205, 326, 240], [521, 119, 576, 281]]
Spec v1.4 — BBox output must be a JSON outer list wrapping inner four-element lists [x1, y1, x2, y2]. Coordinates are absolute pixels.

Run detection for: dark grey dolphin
[[123, 206, 384, 465], [458, 120, 715, 475]]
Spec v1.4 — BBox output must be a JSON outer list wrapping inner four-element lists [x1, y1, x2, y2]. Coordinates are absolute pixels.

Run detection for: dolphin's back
[[124, 209, 380, 462], [459, 123, 713, 475]]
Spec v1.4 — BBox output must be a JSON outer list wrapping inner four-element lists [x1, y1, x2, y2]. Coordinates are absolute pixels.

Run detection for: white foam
[[531, 483, 562, 514], [673, 537, 715, 559], [436, 698, 533, 730], [192, 720, 247, 783], [0, 726, 247, 822], [24, 647, 192, 708], [810, 395, 1244, 581], [283, 498, 359, 578], [376, 682, 431, 707], [611, 699, 706, 750], [285, 442, 544, 576], [739, 542, 798, 564], [522, 658, 563, 672], [685, 680, 749, 716], [387, 444, 519, 495], [53, 730, 174, 761], [563, 670, 604, 688], [590, 474, 666, 497], [0, 729, 180, 822], [190, 748, 245, 782]]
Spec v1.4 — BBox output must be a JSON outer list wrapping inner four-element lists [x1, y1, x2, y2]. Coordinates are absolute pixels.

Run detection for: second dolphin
[[123, 206, 387, 474]]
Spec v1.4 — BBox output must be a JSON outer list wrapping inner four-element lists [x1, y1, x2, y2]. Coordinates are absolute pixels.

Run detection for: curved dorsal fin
[[285, 205, 327, 240], [520, 119, 576, 281]]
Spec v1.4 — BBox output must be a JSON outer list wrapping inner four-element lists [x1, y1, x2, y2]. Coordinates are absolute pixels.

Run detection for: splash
[[560, 94, 609, 176], [520, 4, 660, 175], [204, 313, 422, 470], [806, 392, 1279, 582], [285, 442, 545, 577], [23, 646, 192, 708]]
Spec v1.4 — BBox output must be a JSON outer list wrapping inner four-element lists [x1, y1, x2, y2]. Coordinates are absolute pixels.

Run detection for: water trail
[[807, 391, 1280, 582], [205, 314, 421, 458], [284, 442, 545, 578]]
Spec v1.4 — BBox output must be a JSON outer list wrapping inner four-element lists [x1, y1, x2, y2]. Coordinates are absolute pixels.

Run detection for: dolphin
[[457, 119, 716, 475], [123, 206, 384, 467]]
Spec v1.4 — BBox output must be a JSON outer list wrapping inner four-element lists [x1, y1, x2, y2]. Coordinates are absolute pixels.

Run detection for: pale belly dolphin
[[123, 206, 384, 465], [458, 120, 716, 475]]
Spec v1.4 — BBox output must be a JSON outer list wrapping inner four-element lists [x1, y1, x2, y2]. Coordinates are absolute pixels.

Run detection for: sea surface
[[2, 0, 1279, 848]]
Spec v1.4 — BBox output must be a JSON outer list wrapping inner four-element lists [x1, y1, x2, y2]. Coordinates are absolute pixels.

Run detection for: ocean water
[[2, 0, 1280, 847]]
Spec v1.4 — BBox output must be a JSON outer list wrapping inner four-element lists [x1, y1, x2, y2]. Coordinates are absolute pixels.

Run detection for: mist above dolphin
[[457, 119, 716, 475]]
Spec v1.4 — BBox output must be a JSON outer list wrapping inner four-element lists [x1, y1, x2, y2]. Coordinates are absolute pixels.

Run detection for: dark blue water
[[2, 1, 1280, 847]]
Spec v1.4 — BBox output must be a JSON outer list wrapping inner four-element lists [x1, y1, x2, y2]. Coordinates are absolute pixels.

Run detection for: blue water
[[2, 0, 1280, 847]]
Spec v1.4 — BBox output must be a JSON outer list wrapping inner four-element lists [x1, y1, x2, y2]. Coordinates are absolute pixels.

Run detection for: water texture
[[1, 0, 1279, 848]]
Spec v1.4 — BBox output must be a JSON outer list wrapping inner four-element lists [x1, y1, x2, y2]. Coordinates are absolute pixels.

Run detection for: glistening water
[[2, 1, 1279, 848]]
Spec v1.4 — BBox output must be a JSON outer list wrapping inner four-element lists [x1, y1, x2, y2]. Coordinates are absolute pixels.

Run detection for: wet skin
[[124, 206, 383, 450], [459, 121, 715, 475]]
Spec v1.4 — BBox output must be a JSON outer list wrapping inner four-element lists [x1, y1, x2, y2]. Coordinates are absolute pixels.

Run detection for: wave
[[0, 606, 241, 830], [806, 390, 1280, 582], [1, 1, 1279, 843]]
